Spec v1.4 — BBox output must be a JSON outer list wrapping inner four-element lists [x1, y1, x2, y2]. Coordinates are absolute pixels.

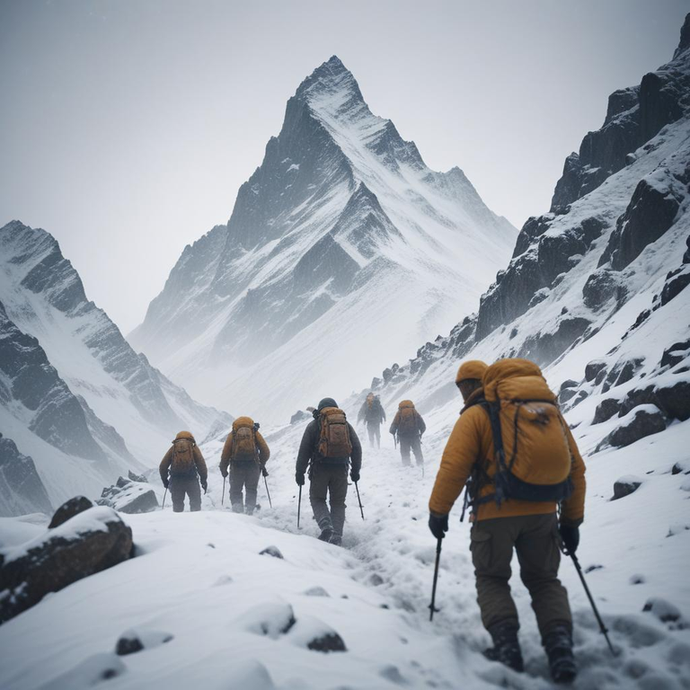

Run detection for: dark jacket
[[296, 417, 362, 476], [357, 397, 386, 425]]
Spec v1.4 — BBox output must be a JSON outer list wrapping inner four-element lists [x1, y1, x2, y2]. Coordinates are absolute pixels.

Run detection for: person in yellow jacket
[[219, 417, 270, 515], [428, 359, 586, 684], [159, 431, 208, 512]]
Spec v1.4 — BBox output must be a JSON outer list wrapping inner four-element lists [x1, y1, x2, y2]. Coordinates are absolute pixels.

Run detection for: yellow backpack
[[318, 407, 352, 458], [231, 418, 257, 460], [171, 438, 196, 474], [397, 401, 419, 435]]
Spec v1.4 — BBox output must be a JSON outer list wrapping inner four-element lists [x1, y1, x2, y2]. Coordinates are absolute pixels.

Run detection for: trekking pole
[[297, 485, 302, 529], [569, 552, 617, 656], [429, 537, 442, 621], [162, 487, 167, 510], [264, 475, 273, 509], [222, 476, 226, 507], [354, 481, 365, 520]]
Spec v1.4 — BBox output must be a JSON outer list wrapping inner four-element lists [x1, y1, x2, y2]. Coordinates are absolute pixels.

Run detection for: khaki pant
[[170, 474, 201, 512], [309, 463, 348, 537], [367, 423, 381, 448], [399, 434, 424, 466], [229, 460, 260, 514], [470, 513, 572, 638]]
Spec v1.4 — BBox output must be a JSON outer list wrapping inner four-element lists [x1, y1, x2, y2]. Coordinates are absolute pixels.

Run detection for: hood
[[317, 397, 338, 412], [233, 416, 255, 430], [456, 360, 489, 384], [174, 430, 196, 443], [398, 400, 415, 410]]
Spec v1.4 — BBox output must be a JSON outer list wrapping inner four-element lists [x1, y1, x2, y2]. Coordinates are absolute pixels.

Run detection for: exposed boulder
[[288, 615, 347, 653], [259, 545, 284, 559], [519, 317, 591, 367], [593, 398, 622, 424], [0, 505, 133, 623], [582, 268, 627, 310], [655, 380, 690, 421], [661, 266, 690, 305], [290, 410, 310, 425], [602, 357, 644, 393], [661, 340, 690, 368], [98, 479, 159, 514], [585, 359, 608, 382], [127, 470, 147, 483], [48, 496, 93, 528], [643, 597, 683, 624], [612, 476, 644, 500], [602, 405, 666, 449], [115, 628, 173, 656]]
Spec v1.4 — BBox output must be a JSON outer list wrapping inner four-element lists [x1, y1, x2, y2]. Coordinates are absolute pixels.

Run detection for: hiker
[[159, 431, 208, 513], [390, 400, 426, 466], [295, 397, 362, 545], [357, 392, 386, 448], [428, 358, 586, 684], [219, 416, 270, 515]]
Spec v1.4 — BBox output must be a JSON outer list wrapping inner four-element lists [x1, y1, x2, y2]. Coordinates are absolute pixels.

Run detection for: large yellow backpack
[[318, 407, 352, 458], [231, 417, 258, 460], [397, 401, 419, 435], [478, 360, 573, 505], [171, 437, 196, 474]]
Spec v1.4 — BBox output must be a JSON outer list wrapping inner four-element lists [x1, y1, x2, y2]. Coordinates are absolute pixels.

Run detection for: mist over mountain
[[130, 56, 516, 423]]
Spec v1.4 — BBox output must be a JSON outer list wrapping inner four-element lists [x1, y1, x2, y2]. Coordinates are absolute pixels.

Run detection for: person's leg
[[411, 436, 424, 466], [309, 464, 333, 538], [374, 424, 381, 449], [229, 463, 244, 513], [328, 465, 349, 541], [367, 424, 375, 447], [245, 463, 260, 514], [399, 437, 412, 466], [188, 477, 202, 512], [170, 479, 186, 512]]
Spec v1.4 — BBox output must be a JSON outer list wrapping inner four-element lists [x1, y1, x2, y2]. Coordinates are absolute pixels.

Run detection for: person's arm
[[417, 413, 427, 435], [389, 411, 400, 434], [256, 432, 270, 467], [428, 409, 483, 516], [219, 433, 233, 477], [194, 446, 208, 485], [296, 421, 317, 476], [560, 424, 587, 526], [357, 403, 366, 424], [348, 423, 362, 477], [159, 448, 172, 486]]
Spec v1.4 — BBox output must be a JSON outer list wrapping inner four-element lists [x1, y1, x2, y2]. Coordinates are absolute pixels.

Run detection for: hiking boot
[[484, 622, 524, 673], [329, 533, 342, 546], [318, 527, 334, 542], [543, 626, 577, 684]]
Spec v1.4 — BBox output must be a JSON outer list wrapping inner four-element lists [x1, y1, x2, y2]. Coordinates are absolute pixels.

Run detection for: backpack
[[397, 402, 418, 435], [171, 438, 196, 475], [232, 422, 257, 460], [317, 407, 352, 458], [476, 397, 573, 506]]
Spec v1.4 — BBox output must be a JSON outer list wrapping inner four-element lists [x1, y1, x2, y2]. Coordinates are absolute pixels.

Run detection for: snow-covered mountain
[[0, 221, 231, 514], [365, 16, 690, 460], [130, 56, 516, 424]]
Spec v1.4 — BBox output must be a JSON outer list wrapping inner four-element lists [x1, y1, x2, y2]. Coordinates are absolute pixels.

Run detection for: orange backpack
[[318, 407, 352, 458], [231, 420, 257, 460], [397, 401, 418, 435], [171, 438, 196, 474]]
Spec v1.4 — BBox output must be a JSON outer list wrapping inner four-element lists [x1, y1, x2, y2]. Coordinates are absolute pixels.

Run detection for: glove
[[295, 472, 305, 486], [201, 480, 208, 493], [220, 468, 228, 478], [350, 471, 360, 483], [559, 524, 580, 554], [163, 479, 169, 489], [262, 467, 269, 477], [428, 513, 449, 540]]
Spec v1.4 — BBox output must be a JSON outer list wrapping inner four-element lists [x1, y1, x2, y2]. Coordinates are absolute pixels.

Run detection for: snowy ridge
[[0, 221, 231, 512], [130, 55, 516, 424]]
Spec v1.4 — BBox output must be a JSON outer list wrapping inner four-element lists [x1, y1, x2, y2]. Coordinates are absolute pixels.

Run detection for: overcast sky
[[1, 0, 688, 334]]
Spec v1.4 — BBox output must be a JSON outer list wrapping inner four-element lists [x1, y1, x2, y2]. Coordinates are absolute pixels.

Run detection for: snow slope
[[0, 413, 688, 690], [0, 221, 231, 512], [130, 56, 515, 424]]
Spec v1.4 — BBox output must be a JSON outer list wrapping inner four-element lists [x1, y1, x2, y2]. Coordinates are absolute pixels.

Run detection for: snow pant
[[399, 434, 424, 466], [170, 474, 201, 513], [229, 460, 260, 514], [469, 513, 572, 639], [309, 463, 348, 537], [367, 422, 381, 448]]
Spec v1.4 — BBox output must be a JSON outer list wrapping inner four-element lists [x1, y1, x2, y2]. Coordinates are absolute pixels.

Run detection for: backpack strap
[[472, 401, 508, 508]]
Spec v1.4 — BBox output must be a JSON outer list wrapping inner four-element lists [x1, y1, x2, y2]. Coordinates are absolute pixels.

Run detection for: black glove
[[220, 469, 228, 478], [559, 524, 580, 554], [428, 513, 449, 540], [163, 479, 169, 489], [262, 467, 269, 477], [351, 471, 360, 483], [201, 480, 208, 492], [295, 472, 305, 486]]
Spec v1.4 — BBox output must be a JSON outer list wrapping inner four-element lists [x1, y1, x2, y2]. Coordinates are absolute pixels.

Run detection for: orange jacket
[[429, 359, 586, 525], [219, 416, 270, 476]]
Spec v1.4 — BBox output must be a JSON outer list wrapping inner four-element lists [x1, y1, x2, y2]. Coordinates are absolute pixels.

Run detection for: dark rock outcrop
[[115, 629, 174, 656], [0, 505, 133, 624], [582, 269, 627, 310], [661, 266, 690, 305], [593, 398, 622, 424], [98, 480, 158, 514], [612, 477, 643, 500], [661, 340, 690, 368], [519, 317, 591, 367], [602, 357, 644, 393], [655, 380, 690, 421], [0, 435, 52, 518], [603, 406, 666, 449], [585, 359, 608, 382], [48, 496, 93, 528], [259, 545, 284, 559]]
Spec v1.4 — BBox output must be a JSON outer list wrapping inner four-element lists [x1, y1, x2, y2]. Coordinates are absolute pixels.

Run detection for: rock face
[[0, 435, 52, 518], [603, 406, 667, 449], [0, 504, 133, 624], [130, 55, 516, 423]]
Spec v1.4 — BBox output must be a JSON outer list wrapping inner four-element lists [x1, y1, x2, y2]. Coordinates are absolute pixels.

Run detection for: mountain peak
[[295, 55, 364, 110]]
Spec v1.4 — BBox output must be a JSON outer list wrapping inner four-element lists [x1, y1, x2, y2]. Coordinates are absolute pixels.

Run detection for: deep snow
[[1, 404, 689, 690]]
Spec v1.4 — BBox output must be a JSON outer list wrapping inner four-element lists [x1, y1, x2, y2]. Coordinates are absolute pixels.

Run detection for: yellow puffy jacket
[[429, 359, 586, 525]]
